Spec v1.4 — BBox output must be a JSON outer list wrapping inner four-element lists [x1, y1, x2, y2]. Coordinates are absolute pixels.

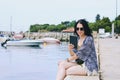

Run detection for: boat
[[6, 39, 44, 47], [1, 32, 44, 47], [39, 37, 60, 44], [1, 39, 44, 48]]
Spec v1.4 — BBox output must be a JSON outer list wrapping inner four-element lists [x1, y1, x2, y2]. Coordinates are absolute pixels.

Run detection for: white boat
[[39, 37, 60, 44], [6, 39, 44, 47]]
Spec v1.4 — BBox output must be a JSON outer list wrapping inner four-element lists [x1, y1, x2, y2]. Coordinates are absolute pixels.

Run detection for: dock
[[99, 37, 120, 80], [64, 37, 120, 80]]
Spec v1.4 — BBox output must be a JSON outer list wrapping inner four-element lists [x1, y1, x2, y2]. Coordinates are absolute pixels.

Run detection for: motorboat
[[39, 37, 60, 44], [6, 39, 44, 46], [1, 39, 44, 48]]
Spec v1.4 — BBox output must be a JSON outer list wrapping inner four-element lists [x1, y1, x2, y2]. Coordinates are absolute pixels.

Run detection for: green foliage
[[105, 26, 111, 32], [69, 20, 76, 27], [56, 24, 66, 31], [61, 21, 70, 27], [29, 14, 120, 33], [114, 20, 120, 33], [92, 16, 112, 32], [95, 14, 101, 22], [89, 22, 96, 31], [30, 25, 39, 32], [115, 15, 120, 20]]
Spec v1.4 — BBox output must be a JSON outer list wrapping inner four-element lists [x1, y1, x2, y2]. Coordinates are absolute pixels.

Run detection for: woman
[[56, 19, 98, 80]]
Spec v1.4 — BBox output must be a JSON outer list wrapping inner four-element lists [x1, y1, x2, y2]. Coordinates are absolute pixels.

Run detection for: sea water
[[0, 42, 69, 80]]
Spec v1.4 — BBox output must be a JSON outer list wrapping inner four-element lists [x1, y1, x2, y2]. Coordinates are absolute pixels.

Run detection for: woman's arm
[[67, 44, 78, 62], [67, 55, 78, 62], [68, 44, 76, 56], [69, 49, 75, 56]]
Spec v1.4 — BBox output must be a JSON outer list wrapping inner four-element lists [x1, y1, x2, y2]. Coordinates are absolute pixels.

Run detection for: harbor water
[[0, 42, 69, 80]]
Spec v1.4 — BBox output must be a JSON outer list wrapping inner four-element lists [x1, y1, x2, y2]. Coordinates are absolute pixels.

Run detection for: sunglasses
[[76, 27, 84, 31]]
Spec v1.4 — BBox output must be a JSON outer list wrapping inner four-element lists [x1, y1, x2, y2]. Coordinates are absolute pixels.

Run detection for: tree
[[56, 24, 66, 31], [114, 20, 120, 33], [115, 15, 120, 20], [69, 20, 76, 27], [95, 14, 100, 22], [105, 26, 111, 32], [93, 16, 112, 32], [30, 25, 39, 32], [101, 17, 111, 28], [46, 25, 56, 31], [89, 22, 97, 31], [61, 21, 70, 27]]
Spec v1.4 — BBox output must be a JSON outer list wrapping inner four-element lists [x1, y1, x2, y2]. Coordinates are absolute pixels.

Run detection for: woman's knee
[[66, 66, 87, 76], [66, 69, 87, 76], [66, 67, 75, 75]]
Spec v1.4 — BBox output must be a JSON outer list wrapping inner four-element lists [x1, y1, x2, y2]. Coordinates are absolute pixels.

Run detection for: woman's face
[[76, 23, 85, 37]]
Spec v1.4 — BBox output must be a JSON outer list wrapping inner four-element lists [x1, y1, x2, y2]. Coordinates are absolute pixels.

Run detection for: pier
[[64, 37, 120, 80]]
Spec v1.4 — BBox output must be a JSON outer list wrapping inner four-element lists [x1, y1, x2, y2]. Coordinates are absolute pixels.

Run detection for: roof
[[62, 27, 74, 33]]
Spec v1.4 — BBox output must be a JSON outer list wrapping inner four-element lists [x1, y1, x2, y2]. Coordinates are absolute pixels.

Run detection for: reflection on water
[[0, 42, 69, 80]]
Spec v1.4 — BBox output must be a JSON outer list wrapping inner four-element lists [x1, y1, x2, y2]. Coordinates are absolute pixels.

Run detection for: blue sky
[[0, 0, 120, 32]]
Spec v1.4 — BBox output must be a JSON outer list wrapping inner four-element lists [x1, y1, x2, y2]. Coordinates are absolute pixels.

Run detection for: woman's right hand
[[68, 44, 74, 51]]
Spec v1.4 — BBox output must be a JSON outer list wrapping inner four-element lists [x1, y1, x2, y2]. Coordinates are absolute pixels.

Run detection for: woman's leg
[[56, 60, 78, 80], [66, 65, 87, 76]]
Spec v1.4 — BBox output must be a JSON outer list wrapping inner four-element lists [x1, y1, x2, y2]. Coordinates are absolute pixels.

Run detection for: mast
[[115, 0, 118, 33], [10, 16, 12, 35]]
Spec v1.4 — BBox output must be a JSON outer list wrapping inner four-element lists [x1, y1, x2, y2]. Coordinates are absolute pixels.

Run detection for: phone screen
[[70, 35, 78, 49]]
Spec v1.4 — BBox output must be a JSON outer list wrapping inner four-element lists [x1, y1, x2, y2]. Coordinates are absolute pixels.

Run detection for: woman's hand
[[68, 44, 76, 56], [68, 44, 74, 51]]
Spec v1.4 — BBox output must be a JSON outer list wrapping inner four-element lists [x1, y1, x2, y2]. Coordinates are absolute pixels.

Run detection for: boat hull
[[6, 40, 43, 47], [39, 38, 60, 44]]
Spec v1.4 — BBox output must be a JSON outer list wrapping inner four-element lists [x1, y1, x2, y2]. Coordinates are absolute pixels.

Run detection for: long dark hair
[[74, 19, 92, 37]]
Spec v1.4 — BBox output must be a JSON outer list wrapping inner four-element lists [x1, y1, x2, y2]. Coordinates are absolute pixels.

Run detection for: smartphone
[[70, 35, 78, 49]]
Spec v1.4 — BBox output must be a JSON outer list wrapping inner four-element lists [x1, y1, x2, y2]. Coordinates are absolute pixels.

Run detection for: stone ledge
[[64, 75, 99, 80]]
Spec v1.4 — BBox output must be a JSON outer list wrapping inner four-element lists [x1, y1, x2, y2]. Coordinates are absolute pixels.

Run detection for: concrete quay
[[99, 37, 120, 80], [65, 37, 120, 80], [64, 75, 99, 80]]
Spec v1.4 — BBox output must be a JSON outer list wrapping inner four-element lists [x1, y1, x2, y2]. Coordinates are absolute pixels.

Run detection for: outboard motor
[[1, 38, 10, 48]]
